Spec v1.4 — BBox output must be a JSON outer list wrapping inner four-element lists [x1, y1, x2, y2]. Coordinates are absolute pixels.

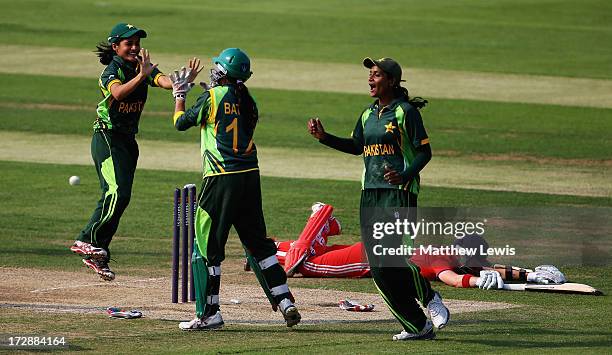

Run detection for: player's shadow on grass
[[6, 247, 171, 259], [452, 338, 612, 349], [212, 327, 395, 335], [6, 247, 74, 257], [163, 319, 397, 335], [449, 322, 612, 348]]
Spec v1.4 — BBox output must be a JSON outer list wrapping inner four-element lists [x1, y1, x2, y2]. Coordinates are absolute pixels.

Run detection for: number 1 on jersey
[[225, 117, 254, 155], [226, 118, 239, 154]]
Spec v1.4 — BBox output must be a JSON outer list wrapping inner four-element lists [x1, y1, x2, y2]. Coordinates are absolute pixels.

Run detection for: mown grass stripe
[[1, 131, 609, 198], [2, 45, 612, 108]]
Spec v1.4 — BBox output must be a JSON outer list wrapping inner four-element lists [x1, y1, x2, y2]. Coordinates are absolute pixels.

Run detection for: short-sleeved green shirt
[[95, 55, 163, 134], [173, 84, 259, 177], [352, 97, 429, 194]]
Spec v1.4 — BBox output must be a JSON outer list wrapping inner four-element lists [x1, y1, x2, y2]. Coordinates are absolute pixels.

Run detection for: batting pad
[[285, 204, 333, 276], [245, 249, 278, 311], [192, 249, 209, 319]]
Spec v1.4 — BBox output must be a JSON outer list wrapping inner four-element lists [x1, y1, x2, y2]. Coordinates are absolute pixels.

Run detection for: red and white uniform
[[277, 240, 461, 280], [275, 203, 370, 278], [276, 240, 370, 278], [276, 203, 464, 280], [409, 252, 461, 281]]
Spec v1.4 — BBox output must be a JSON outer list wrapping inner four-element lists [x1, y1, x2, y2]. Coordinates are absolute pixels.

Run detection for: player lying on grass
[[246, 203, 566, 290]]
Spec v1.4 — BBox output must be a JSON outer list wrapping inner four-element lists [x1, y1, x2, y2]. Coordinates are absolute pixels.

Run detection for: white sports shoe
[[393, 320, 435, 341], [427, 291, 450, 329], [179, 311, 224, 331], [279, 298, 301, 327], [82, 258, 115, 281], [70, 241, 108, 260]]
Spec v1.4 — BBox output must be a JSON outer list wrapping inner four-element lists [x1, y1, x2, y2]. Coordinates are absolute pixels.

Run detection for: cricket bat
[[503, 283, 603, 295], [285, 253, 308, 277]]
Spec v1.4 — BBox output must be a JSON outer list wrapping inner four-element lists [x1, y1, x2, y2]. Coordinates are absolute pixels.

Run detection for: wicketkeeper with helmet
[[169, 48, 301, 330], [307, 57, 449, 340]]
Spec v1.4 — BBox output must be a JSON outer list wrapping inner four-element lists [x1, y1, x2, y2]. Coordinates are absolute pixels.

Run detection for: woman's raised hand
[[307, 118, 326, 140], [137, 48, 157, 77], [186, 57, 203, 83]]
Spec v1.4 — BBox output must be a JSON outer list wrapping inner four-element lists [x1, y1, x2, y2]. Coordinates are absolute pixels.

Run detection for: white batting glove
[[476, 270, 504, 290], [528, 265, 566, 284], [475, 271, 491, 289], [169, 67, 194, 101], [535, 265, 566, 282]]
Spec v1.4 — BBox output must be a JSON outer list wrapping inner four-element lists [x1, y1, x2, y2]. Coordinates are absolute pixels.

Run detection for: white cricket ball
[[69, 176, 81, 186]]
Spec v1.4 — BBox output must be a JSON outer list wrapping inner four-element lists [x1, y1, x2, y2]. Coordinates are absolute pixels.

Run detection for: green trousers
[[77, 130, 138, 260], [194, 171, 277, 264], [360, 188, 434, 333], [192, 170, 290, 318]]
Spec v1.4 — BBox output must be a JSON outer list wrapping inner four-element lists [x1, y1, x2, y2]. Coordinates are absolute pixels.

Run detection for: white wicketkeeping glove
[[169, 67, 194, 101], [476, 270, 504, 290], [527, 265, 566, 284]]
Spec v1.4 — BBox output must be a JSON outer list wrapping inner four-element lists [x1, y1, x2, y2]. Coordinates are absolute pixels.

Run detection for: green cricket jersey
[[352, 97, 429, 194], [173, 84, 259, 177], [95, 55, 163, 134]]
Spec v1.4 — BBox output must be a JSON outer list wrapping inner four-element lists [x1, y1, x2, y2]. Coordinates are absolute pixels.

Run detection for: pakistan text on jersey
[[118, 101, 145, 114], [364, 143, 395, 157]]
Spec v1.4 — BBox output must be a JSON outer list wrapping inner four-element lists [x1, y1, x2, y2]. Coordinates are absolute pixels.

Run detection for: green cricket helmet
[[212, 48, 252, 81]]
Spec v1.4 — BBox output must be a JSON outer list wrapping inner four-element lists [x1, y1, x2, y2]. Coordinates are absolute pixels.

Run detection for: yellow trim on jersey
[[107, 79, 122, 92], [244, 139, 254, 155], [207, 89, 217, 124], [173, 111, 185, 125], [153, 73, 164, 87], [421, 138, 430, 145], [207, 152, 226, 174], [204, 167, 259, 177]]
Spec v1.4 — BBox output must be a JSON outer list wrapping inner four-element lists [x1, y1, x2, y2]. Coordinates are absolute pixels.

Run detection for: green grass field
[[1, 0, 611, 353], [0, 161, 610, 352], [2, 74, 611, 159], [2, 0, 611, 78]]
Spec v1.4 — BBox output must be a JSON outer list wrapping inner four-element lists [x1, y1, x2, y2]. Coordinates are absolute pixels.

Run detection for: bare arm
[[157, 75, 172, 89], [438, 270, 477, 288], [439, 269, 506, 290], [174, 99, 186, 115], [109, 74, 148, 101], [307, 118, 363, 155]]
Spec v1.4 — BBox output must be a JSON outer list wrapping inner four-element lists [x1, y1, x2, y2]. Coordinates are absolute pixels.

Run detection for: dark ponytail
[[235, 82, 258, 128], [94, 42, 115, 65], [393, 86, 428, 110]]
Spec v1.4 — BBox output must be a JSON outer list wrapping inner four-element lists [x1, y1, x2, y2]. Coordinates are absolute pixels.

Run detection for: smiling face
[[368, 65, 395, 103], [112, 35, 141, 63]]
